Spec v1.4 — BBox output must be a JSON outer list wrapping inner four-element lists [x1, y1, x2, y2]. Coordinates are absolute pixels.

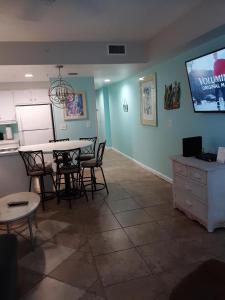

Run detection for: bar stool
[[81, 141, 109, 200], [53, 148, 88, 208], [19, 150, 57, 210], [49, 138, 70, 175], [79, 137, 97, 161]]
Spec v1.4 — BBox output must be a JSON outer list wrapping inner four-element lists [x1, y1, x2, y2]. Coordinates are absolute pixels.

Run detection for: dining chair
[[79, 137, 97, 161], [81, 140, 109, 200], [49, 138, 70, 168], [53, 148, 88, 208], [19, 150, 57, 210]]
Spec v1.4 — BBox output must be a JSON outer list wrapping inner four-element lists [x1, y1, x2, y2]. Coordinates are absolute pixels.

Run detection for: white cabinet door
[[32, 89, 49, 104], [13, 90, 32, 105], [0, 91, 16, 121]]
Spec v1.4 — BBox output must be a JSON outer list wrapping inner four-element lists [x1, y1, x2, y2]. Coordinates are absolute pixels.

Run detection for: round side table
[[0, 192, 40, 248]]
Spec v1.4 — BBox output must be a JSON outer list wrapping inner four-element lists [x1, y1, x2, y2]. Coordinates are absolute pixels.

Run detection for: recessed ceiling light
[[139, 77, 144, 81], [25, 73, 33, 78], [104, 79, 111, 83]]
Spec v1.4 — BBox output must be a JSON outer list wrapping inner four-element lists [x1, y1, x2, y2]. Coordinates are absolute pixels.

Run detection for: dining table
[[19, 139, 92, 153], [19, 139, 93, 198]]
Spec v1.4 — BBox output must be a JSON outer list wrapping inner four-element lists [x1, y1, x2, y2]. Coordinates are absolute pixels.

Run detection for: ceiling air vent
[[107, 44, 126, 55]]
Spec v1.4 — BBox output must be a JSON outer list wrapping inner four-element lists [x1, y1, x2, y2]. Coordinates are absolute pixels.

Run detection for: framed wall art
[[64, 92, 87, 120], [164, 81, 181, 110], [140, 74, 157, 126]]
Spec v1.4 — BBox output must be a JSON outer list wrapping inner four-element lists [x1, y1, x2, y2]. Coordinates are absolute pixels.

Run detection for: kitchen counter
[[0, 148, 53, 197], [0, 139, 19, 156], [0, 150, 29, 197], [0, 150, 18, 157]]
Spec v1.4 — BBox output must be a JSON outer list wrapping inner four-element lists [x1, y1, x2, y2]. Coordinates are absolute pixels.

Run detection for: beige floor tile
[[115, 209, 152, 227], [84, 214, 121, 234], [144, 204, 180, 221], [95, 248, 150, 286], [50, 229, 88, 251], [107, 198, 141, 213], [19, 241, 75, 275], [105, 276, 166, 300], [23, 219, 71, 246], [124, 222, 170, 246], [18, 266, 44, 298], [49, 251, 99, 289], [21, 277, 85, 300], [88, 228, 133, 255]]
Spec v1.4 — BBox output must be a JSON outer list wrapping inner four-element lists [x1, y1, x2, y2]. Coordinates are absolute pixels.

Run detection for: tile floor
[[17, 149, 225, 299]]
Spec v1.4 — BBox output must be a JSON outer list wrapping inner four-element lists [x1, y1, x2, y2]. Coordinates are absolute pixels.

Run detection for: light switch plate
[[86, 121, 91, 128]]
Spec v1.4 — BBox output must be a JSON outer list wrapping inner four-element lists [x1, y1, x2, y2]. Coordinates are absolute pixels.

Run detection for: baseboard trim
[[106, 146, 112, 150], [111, 147, 173, 184]]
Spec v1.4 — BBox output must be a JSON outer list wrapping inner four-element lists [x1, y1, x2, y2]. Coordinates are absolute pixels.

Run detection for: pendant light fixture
[[48, 65, 74, 108]]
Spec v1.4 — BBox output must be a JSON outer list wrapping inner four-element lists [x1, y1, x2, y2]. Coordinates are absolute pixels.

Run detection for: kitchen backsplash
[[0, 124, 18, 140]]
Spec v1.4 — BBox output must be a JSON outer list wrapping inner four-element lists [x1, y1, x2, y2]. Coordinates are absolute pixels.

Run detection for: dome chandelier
[[48, 65, 74, 108]]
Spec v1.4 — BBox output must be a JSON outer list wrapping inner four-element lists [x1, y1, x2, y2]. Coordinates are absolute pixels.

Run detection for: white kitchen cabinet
[[171, 155, 225, 232], [13, 89, 49, 105], [0, 90, 16, 121], [32, 89, 50, 104], [13, 90, 33, 105]]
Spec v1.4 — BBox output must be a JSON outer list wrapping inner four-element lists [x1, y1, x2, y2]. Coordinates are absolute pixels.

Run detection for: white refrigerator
[[16, 104, 54, 146]]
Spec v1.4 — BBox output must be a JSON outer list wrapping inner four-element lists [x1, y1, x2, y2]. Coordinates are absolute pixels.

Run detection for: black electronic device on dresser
[[0, 132, 3, 140], [182, 136, 217, 162], [183, 136, 202, 157]]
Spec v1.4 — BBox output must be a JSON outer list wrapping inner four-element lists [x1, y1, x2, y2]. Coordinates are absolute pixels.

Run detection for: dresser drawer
[[174, 162, 187, 177], [174, 191, 208, 222], [192, 198, 208, 223], [189, 167, 207, 185], [173, 175, 207, 203]]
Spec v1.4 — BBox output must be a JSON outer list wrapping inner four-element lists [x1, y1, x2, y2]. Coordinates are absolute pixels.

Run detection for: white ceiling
[[0, 0, 222, 88], [0, 64, 146, 89], [0, 0, 202, 42]]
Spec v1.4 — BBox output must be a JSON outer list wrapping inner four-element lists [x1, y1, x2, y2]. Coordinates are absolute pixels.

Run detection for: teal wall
[[97, 33, 225, 179], [96, 88, 106, 142], [96, 87, 112, 146], [52, 77, 97, 140]]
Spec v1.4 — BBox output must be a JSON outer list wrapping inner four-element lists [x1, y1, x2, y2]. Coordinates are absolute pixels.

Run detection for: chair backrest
[[96, 141, 106, 166], [19, 150, 46, 176], [79, 137, 97, 155], [49, 138, 69, 143], [53, 148, 81, 171]]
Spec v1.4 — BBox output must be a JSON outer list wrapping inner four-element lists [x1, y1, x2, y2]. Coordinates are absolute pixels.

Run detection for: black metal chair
[[53, 148, 88, 208], [49, 138, 70, 167], [19, 150, 57, 210], [79, 137, 97, 161], [81, 141, 109, 200]]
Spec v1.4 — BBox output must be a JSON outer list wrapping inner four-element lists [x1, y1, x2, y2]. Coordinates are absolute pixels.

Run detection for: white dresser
[[171, 155, 225, 232]]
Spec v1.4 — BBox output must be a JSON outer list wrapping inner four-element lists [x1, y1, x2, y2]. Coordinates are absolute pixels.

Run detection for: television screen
[[186, 47, 225, 112]]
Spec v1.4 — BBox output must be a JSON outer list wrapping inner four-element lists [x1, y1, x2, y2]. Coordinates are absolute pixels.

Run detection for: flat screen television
[[186, 47, 225, 112]]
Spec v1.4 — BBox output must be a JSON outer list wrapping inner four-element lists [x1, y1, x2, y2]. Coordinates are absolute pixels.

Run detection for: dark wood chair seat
[[80, 154, 95, 161]]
